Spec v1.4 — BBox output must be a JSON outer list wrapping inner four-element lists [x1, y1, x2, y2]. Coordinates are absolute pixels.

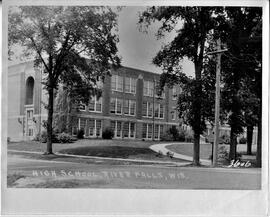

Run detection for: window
[[142, 123, 147, 138], [27, 110, 33, 119], [154, 124, 164, 140], [96, 120, 102, 137], [142, 101, 147, 117], [155, 82, 165, 98], [171, 107, 176, 120], [130, 122, 135, 138], [89, 119, 95, 136], [116, 99, 122, 114], [148, 124, 153, 139], [111, 75, 123, 92], [142, 124, 163, 140], [111, 121, 122, 138], [142, 101, 153, 118], [28, 128, 34, 136], [142, 123, 153, 139], [143, 80, 154, 97], [160, 104, 164, 119], [79, 118, 86, 133], [110, 98, 116, 114], [123, 122, 136, 138], [89, 96, 102, 112], [124, 100, 136, 116], [154, 104, 159, 118], [172, 86, 177, 100], [88, 119, 102, 138], [25, 77, 34, 105], [111, 97, 123, 115], [125, 77, 136, 94], [148, 102, 153, 118], [153, 103, 164, 119]]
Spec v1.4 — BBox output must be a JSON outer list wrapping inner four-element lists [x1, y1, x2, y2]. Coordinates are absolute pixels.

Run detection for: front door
[[26, 109, 34, 139]]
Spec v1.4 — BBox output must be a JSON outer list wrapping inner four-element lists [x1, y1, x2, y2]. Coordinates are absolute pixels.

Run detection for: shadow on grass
[[58, 146, 155, 159]]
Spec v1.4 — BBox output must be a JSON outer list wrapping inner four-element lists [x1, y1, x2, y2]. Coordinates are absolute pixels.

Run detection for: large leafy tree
[[220, 7, 262, 164], [139, 6, 226, 165], [9, 6, 121, 154]]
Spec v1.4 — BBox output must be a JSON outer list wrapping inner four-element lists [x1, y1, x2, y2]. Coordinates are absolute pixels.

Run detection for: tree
[[9, 6, 121, 154], [220, 7, 262, 163], [139, 6, 226, 165]]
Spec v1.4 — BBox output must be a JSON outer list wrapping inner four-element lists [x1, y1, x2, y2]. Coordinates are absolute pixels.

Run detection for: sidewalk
[[8, 149, 191, 166], [149, 143, 212, 166]]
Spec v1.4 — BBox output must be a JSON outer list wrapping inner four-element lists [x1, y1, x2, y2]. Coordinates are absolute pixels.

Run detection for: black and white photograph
[[1, 0, 269, 216]]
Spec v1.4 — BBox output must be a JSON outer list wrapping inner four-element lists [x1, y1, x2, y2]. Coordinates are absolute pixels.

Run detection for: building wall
[[8, 61, 47, 141], [8, 62, 184, 141]]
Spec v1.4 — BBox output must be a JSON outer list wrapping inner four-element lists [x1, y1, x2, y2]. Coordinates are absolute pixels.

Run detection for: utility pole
[[207, 39, 227, 166], [213, 39, 221, 166]]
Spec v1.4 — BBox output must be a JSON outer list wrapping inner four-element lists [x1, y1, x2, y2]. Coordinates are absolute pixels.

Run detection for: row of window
[[142, 124, 164, 140], [142, 102, 164, 119], [111, 75, 136, 94], [79, 96, 102, 113], [110, 98, 136, 116], [111, 75, 168, 98], [73, 118, 102, 138], [73, 118, 165, 140], [80, 97, 174, 119]]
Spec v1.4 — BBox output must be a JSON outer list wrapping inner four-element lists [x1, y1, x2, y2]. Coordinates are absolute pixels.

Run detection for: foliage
[[77, 129, 85, 139], [160, 133, 174, 141], [57, 132, 73, 143], [102, 128, 114, 139], [8, 6, 121, 153], [138, 6, 227, 165], [36, 130, 59, 143], [160, 127, 187, 142], [215, 145, 242, 163], [239, 137, 247, 144]]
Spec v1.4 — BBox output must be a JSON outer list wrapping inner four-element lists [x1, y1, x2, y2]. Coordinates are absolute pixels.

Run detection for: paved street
[[7, 154, 261, 189]]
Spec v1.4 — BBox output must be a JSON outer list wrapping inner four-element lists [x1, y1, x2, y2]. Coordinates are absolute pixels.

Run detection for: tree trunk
[[229, 126, 237, 160], [66, 91, 73, 134], [246, 125, 253, 155], [256, 101, 262, 167], [193, 132, 200, 165], [46, 86, 54, 154], [192, 61, 203, 166]]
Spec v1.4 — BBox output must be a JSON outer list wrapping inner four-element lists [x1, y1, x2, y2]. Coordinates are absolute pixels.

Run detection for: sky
[[9, 6, 195, 77], [116, 6, 194, 77]]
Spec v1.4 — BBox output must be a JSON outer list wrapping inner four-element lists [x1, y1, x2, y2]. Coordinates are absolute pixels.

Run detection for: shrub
[[36, 130, 58, 143], [102, 128, 114, 139], [57, 132, 73, 143], [239, 137, 247, 144], [77, 129, 85, 139], [160, 133, 174, 141], [7, 137, 10, 143], [178, 129, 186, 142], [169, 126, 180, 141]]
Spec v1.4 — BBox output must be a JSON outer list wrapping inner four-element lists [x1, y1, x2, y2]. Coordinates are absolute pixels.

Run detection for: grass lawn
[[166, 143, 257, 160], [166, 143, 213, 160], [8, 139, 164, 153], [8, 139, 185, 163]]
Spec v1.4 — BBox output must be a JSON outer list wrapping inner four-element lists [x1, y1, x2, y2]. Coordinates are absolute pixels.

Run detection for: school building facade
[[8, 61, 184, 141]]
